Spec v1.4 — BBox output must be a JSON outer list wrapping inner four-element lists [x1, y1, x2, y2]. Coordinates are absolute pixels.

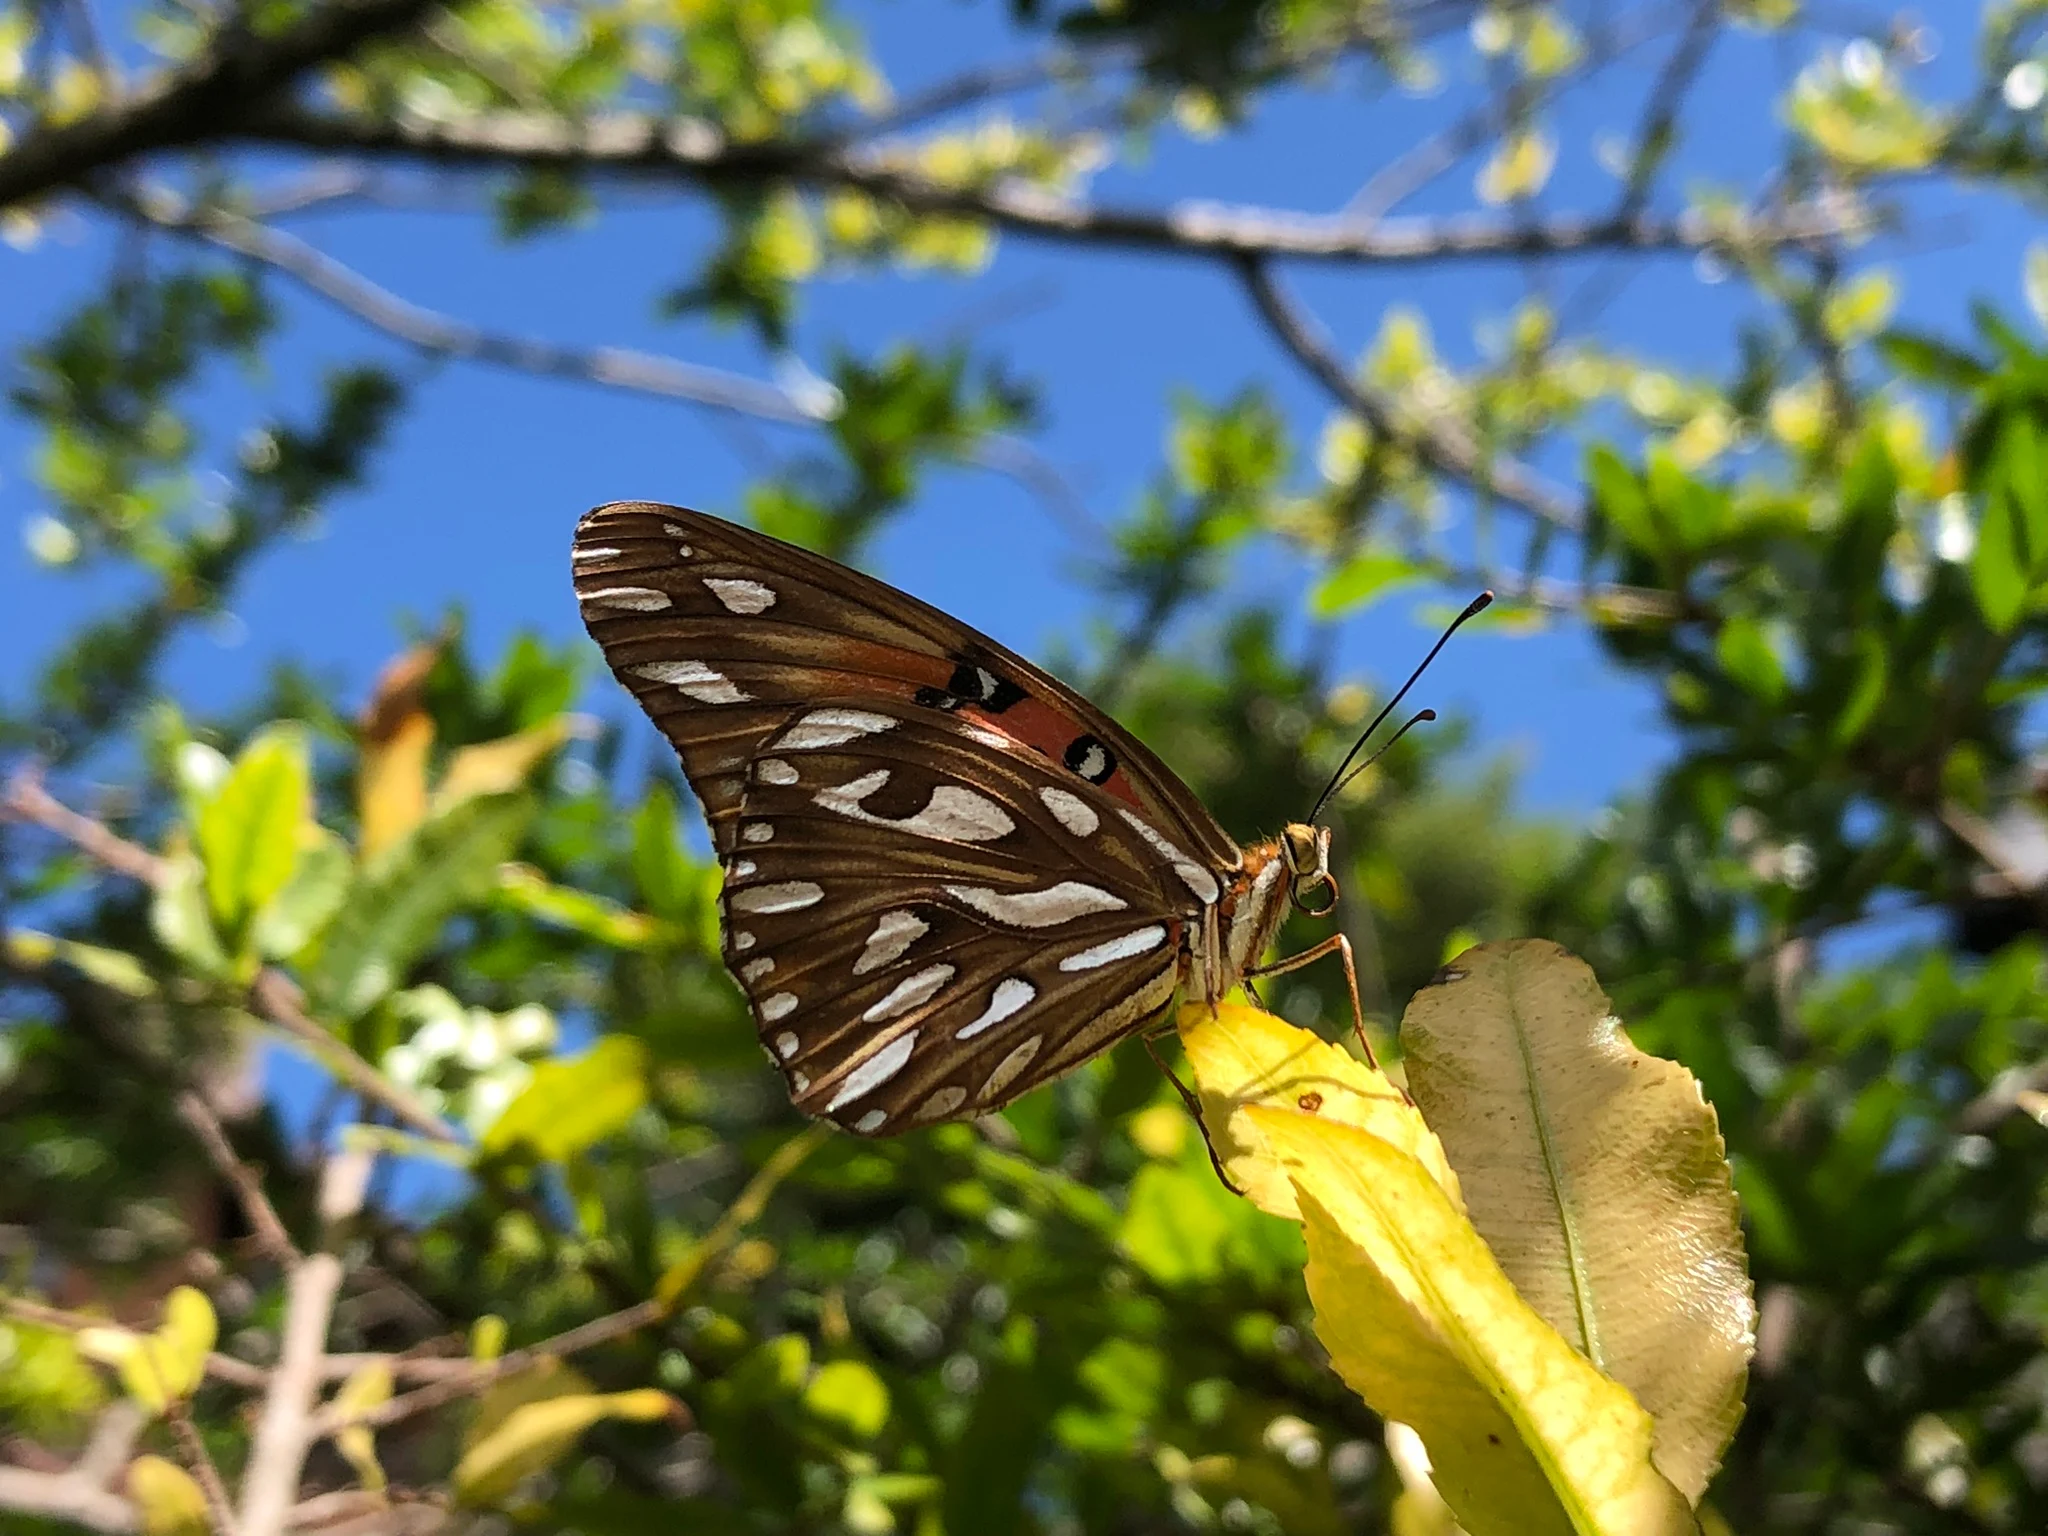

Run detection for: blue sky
[[1, 1, 2033, 830]]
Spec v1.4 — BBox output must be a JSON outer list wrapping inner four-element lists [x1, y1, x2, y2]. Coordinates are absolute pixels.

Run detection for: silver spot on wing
[[1038, 786, 1100, 837], [1059, 925, 1168, 971], [956, 977, 1036, 1041], [630, 659, 750, 704], [776, 709, 897, 751], [943, 881, 1127, 927], [826, 1029, 920, 1111], [703, 577, 776, 614], [862, 964, 955, 1023], [730, 881, 824, 914], [580, 586, 670, 611], [854, 910, 929, 976], [981, 1035, 1043, 1102]]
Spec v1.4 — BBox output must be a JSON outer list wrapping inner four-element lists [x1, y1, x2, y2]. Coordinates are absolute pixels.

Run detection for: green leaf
[[480, 1036, 648, 1160], [304, 792, 534, 1019], [2027, 242, 2048, 334], [495, 863, 658, 948], [1308, 550, 1425, 618], [1586, 446, 1655, 556], [1832, 634, 1889, 748], [1714, 614, 1786, 702], [1118, 1162, 1233, 1286], [805, 1359, 891, 1441], [196, 722, 311, 939], [1879, 330, 1989, 389], [1971, 488, 2029, 632], [150, 851, 235, 981], [251, 827, 351, 961], [454, 1388, 675, 1507], [5, 929, 156, 997]]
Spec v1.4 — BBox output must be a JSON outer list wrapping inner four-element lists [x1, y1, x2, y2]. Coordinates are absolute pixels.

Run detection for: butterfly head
[[1280, 822, 1338, 917]]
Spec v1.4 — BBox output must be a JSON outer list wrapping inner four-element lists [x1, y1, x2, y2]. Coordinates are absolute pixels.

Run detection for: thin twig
[[0, 1465, 136, 1532], [312, 1122, 826, 1439], [1614, 0, 1721, 222], [167, 1404, 241, 1536], [111, 182, 1098, 544], [1, 768, 167, 885], [1234, 256, 1584, 532], [174, 1090, 302, 1266]]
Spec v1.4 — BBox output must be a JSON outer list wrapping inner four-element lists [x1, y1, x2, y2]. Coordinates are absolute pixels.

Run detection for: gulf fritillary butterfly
[[574, 503, 1483, 1137]]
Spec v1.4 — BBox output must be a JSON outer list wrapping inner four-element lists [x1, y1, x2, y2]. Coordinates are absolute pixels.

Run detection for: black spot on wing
[[1063, 734, 1116, 784]]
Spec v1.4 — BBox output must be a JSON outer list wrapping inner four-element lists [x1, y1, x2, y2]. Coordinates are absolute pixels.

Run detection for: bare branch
[[174, 1090, 302, 1267], [238, 1151, 371, 1536], [0, 0, 447, 211], [1, 768, 167, 885], [0, 1465, 136, 1533], [1614, 0, 1721, 222], [233, 104, 1875, 269], [1234, 257, 1584, 532]]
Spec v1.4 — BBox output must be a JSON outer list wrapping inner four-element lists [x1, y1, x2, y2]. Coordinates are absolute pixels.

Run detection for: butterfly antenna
[[1326, 709, 1435, 805], [1308, 591, 1492, 823]]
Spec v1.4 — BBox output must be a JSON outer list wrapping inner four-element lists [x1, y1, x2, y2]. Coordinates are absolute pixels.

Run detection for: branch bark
[[0, 0, 448, 211], [232, 103, 1873, 269], [237, 1151, 371, 1536]]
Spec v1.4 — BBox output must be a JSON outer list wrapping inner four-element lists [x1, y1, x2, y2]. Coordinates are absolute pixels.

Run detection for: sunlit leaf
[[1252, 1109, 1694, 1536], [252, 827, 351, 961], [1177, 999, 1458, 1221], [434, 715, 582, 810], [304, 792, 534, 1019], [356, 638, 442, 861], [479, 1035, 647, 1160], [329, 1360, 392, 1493], [1402, 941, 1754, 1502], [494, 862, 658, 948], [196, 723, 311, 937], [805, 1358, 891, 1441], [454, 1387, 675, 1506], [150, 850, 235, 981]]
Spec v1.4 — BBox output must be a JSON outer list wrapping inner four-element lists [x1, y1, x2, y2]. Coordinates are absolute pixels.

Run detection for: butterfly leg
[[1245, 933, 1380, 1071], [1140, 1033, 1246, 1197]]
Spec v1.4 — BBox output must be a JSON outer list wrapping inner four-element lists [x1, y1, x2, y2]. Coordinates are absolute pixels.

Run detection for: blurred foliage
[[7, 0, 2048, 1533]]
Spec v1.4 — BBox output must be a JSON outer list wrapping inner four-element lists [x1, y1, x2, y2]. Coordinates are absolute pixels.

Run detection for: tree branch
[[1234, 256, 1584, 532], [237, 1151, 371, 1536], [174, 1090, 302, 1267], [0, 0, 447, 211], [232, 103, 1874, 269], [0, 1465, 136, 1533], [110, 182, 1100, 544]]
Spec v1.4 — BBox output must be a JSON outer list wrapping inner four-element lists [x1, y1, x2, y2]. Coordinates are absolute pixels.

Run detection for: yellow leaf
[[152, 1287, 216, 1402], [806, 1358, 891, 1440], [454, 1388, 676, 1506], [329, 1360, 393, 1493], [472, 1314, 508, 1363], [1176, 1000, 1459, 1221], [1402, 941, 1754, 1502], [126, 1455, 209, 1536], [357, 639, 442, 860], [434, 717, 581, 811], [1248, 1108, 1694, 1536]]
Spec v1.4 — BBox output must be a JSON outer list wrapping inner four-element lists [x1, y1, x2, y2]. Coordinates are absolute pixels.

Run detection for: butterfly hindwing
[[720, 700, 1191, 1132]]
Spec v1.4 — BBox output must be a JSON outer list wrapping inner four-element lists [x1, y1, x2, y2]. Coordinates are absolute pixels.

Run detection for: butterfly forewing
[[573, 503, 1241, 867], [573, 502, 1246, 1134]]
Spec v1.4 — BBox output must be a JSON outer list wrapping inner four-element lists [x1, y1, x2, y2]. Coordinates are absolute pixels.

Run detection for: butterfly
[[573, 502, 1479, 1136]]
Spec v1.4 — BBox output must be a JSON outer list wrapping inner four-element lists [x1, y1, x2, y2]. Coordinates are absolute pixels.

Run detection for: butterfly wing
[[572, 502, 1240, 870], [718, 699, 1190, 1131], [573, 502, 1240, 1132]]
